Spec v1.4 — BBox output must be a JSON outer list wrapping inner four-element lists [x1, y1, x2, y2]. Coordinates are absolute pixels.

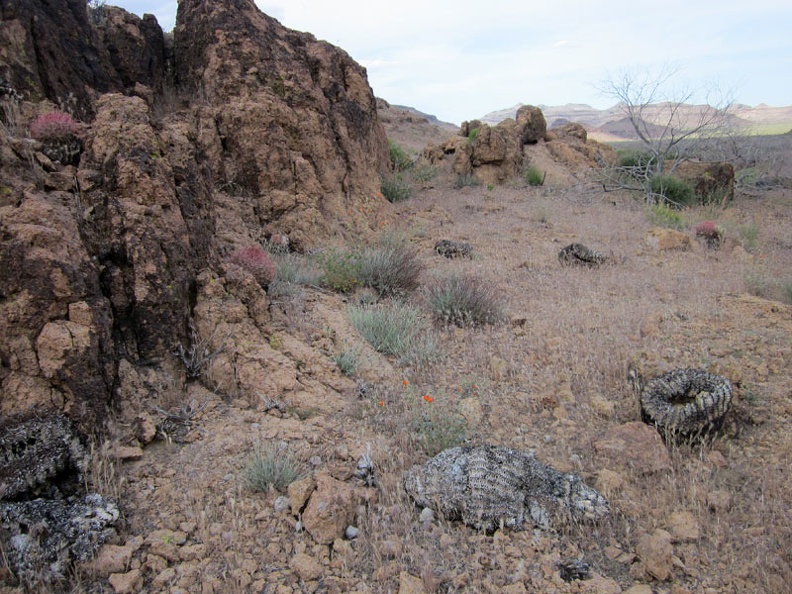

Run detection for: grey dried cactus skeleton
[[0, 414, 89, 500], [0, 414, 119, 588], [403, 445, 608, 532], [558, 243, 608, 267], [434, 239, 473, 259], [633, 367, 733, 435]]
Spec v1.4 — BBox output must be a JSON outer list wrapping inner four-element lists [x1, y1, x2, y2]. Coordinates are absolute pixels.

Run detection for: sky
[[108, 1, 791, 125]]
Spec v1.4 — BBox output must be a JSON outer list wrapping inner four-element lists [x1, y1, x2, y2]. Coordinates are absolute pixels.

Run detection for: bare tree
[[596, 64, 734, 199]]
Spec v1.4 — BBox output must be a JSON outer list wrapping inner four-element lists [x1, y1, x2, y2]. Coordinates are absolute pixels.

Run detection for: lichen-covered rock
[[0, 413, 89, 501], [0, 494, 120, 587], [403, 445, 608, 532]]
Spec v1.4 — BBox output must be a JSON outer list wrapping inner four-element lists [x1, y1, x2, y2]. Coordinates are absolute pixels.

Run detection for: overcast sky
[[109, 1, 791, 124]]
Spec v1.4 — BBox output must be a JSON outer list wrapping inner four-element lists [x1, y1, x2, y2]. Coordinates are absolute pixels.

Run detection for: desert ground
[[19, 133, 786, 594]]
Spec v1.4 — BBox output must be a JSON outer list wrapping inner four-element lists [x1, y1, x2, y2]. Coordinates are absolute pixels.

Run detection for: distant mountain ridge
[[480, 102, 792, 137]]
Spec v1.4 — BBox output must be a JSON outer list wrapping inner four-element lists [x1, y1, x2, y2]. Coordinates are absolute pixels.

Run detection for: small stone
[[302, 472, 356, 544], [273, 495, 290, 513], [706, 489, 732, 512], [152, 567, 177, 590], [108, 569, 142, 594], [112, 445, 143, 461], [398, 571, 425, 594], [345, 525, 359, 539], [580, 572, 622, 594], [637, 529, 673, 581], [133, 413, 157, 445], [290, 552, 323, 582], [419, 507, 435, 523], [668, 511, 700, 542], [594, 422, 671, 474], [378, 539, 402, 559], [645, 228, 691, 251], [83, 543, 136, 575]]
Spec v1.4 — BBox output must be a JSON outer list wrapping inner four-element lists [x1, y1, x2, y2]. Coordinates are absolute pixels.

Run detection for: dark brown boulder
[[676, 161, 735, 204], [0, 0, 121, 117], [516, 105, 547, 144], [94, 7, 168, 94]]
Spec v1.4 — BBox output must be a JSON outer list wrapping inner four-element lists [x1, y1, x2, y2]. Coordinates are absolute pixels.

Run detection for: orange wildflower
[[403, 379, 409, 386], [423, 395, 434, 403], [379, 400, 385, 407]]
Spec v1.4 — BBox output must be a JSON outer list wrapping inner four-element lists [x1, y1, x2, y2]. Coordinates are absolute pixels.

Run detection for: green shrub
[[738, 222, 759, 252], [649, 174, 695, 208], [424, 273, 506, 327], [358, 234, 423, 296], [783, 279, 792, 305], [617, 149, 653, 170], [467, 127, 480, 142], [646, 203, 685, 230], [273, 252, 323, 286], [454, 174, 480, 189], [525, 165, 545, 187], [244, 441, 305, 493], [348, 301, 440, 366], [413, 162, 438, 183], [316, 248, 362, 293], [333, 348, 360, 376], [388, 140, 414, 172], [381, 173, 413, 202]]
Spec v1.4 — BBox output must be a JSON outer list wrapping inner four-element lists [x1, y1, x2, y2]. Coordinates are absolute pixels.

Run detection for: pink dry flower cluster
[[29, 111, 79, 142], [694, 220, 722, 240], [227, 246, 276, 286]]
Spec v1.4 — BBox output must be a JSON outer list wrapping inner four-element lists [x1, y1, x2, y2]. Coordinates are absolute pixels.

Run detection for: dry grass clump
[[358, 233, 423, 296], [424, 272, 506, 326], [244, 441, 305, 493], [348, 301, 441, 367]]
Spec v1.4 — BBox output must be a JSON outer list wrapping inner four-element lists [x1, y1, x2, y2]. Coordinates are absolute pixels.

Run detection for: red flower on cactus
[[694, 220, 720, 239], [29, 111, 79, 143], [227, 246, 276, 286]]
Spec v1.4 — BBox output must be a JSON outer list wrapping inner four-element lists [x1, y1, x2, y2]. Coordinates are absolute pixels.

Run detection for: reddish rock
[[645, 228, 692, 251], [594, 422, 671, 473], [302, 473, 356, 545], [636, 529, 674, 581]]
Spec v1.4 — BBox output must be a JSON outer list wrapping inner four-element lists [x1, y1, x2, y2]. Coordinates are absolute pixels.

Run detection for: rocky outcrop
[[1, 0, 390, 428], [0, 0, 166, 118], [425, 105, 613, 185], [173, 0, 389, 249], [94, 6, 169, 95]]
